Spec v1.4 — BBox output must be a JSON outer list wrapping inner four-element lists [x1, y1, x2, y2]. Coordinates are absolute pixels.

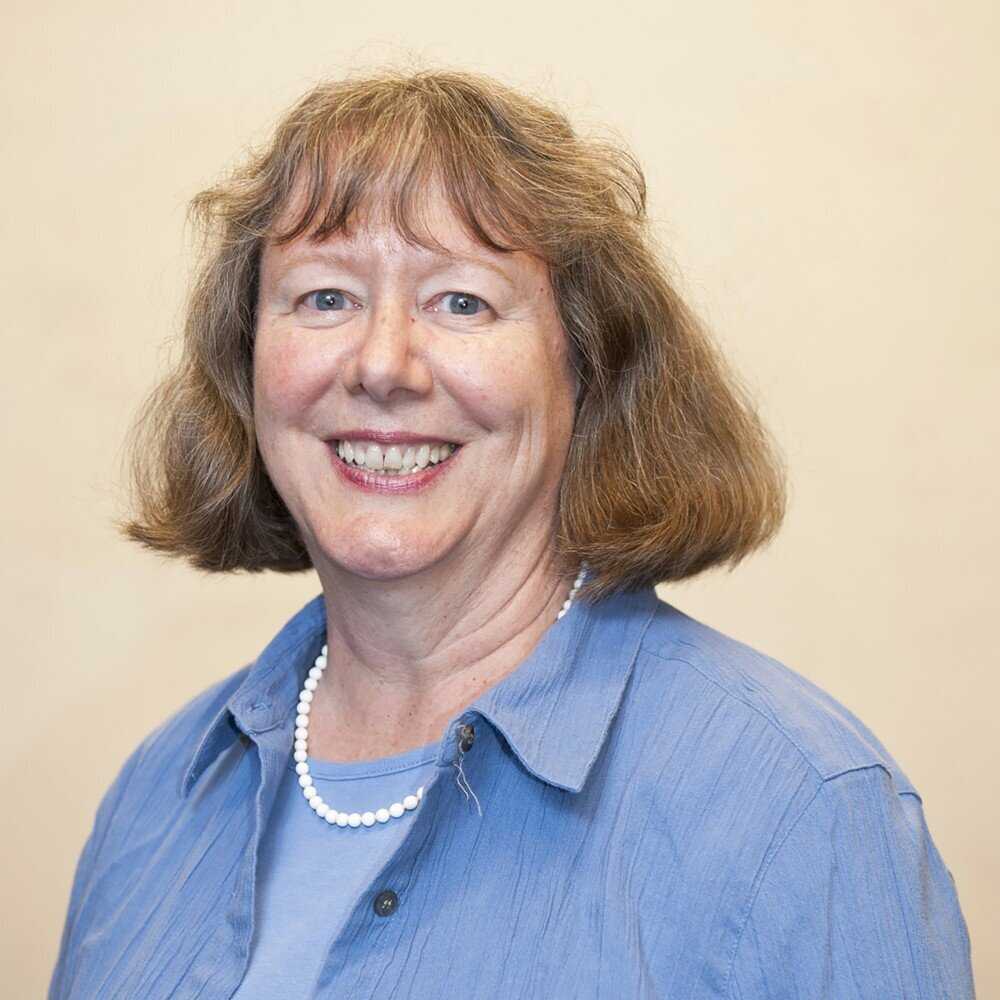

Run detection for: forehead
[[269, 166, 484, 252], [264, 217, 481, 270], [262, 181, 540, 282]]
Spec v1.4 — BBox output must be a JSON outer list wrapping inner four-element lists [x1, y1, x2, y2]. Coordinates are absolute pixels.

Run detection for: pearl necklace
[[293, 565, 588, 829]]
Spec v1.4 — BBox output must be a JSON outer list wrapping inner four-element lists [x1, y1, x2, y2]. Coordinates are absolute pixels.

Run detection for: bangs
[[265, 106, 551, 263], [190, 71, 648, 285]]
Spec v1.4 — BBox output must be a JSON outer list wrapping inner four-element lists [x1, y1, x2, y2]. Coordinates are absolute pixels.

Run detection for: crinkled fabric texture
[[49, 585, 976, 998]]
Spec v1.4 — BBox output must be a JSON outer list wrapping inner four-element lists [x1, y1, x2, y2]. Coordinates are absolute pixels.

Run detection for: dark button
[[457, 723, 476, 753], [239, 733, 252, 748], [373, 889, 398, 917]]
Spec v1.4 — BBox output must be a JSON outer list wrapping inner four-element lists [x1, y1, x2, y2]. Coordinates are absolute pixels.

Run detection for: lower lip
[[330, 443, 462, 494]]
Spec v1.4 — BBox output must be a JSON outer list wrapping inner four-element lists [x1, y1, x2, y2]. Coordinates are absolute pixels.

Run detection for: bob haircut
[[116, 67, 788, 604]]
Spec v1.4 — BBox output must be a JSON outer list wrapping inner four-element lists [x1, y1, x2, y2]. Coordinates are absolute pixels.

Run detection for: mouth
[[331, 439, 463, 477]]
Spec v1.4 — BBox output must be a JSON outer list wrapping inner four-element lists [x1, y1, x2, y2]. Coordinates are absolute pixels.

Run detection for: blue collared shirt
[[48, 585, 975, 998]]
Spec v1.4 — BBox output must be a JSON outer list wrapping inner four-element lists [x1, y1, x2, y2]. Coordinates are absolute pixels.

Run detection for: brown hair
[[115, 66, 788, 604]]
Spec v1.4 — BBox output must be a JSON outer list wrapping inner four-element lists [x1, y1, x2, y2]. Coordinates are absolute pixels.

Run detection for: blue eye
[[440, 292, 489, 316], [307, 289, 350, 311]]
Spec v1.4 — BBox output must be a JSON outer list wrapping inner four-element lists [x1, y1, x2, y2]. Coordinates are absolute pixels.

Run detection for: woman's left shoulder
[[633, 595, 920, 796]]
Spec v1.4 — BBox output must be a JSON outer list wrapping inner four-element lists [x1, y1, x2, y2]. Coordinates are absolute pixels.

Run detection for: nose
[[348, 296, 432, 402]]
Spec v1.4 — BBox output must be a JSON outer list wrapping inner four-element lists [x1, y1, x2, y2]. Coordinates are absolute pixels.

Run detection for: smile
[[329, 440, 463, 494], [334, 439, 461, 476]]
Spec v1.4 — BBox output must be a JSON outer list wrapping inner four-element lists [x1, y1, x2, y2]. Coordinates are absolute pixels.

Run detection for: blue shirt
[[48, 584, 975, 998]]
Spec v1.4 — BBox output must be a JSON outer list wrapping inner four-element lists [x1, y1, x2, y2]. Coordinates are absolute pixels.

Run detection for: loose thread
[[452, 750, 483, 818]]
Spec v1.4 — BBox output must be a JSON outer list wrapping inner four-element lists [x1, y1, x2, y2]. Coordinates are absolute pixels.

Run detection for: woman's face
[[253, 188, 579, 586]]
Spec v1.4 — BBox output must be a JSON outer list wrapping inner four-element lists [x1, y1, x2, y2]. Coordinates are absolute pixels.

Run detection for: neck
[[306, 552, 578, 762]]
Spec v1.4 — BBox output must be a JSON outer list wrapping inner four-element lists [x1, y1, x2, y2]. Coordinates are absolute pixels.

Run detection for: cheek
[[253, 334, 327, 421], [449, 335, 571, 430], [448, 347, 530, 426]]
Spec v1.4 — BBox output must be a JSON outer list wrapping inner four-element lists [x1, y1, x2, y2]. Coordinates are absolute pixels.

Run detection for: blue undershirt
[[233, 739, 442, 997]]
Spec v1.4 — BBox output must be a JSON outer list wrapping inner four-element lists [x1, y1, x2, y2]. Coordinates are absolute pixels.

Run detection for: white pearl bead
[[294, 750, 307, 763], [361, 812, 376, 827], [389, 802, 404, 817], [308, 666, 323, 680], [303, 786, 317, 800], [348, 813, 361, 827], [299, 689, 313, 703], [304, 677, 318, 691], [376, 808, 390, 823], [403, 794, 418, 810], [324, 811, 338, 824], [295, 727, 308, 741], [336, 813, 348, 827], [295, 762, 309, 775], [298, 775, 313, 788], [295, 714, 309, 728], [297, 701, 311, 714], [316, 655, 327, 668], [321, 643, 328, 655], [316, 803, 329, 818], [294, 739, 307, 751]]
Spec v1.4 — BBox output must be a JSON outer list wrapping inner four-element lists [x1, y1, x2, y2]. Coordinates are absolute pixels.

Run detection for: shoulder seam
[[821, 762, 922, 805]]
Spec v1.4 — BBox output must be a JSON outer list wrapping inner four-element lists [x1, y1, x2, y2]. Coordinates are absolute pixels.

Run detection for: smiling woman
[[48, 68, 974, 999]]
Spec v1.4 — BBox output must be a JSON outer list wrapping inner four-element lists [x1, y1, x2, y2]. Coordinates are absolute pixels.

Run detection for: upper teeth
[[336, 440, 458, 474]]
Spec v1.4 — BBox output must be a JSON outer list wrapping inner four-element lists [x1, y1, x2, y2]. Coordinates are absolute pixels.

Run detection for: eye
[[434, 291, 492, 317], [304, 289, 354, 312]]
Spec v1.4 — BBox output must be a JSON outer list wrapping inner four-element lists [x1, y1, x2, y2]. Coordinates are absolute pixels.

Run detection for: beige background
[[3, 0, 996, 994]]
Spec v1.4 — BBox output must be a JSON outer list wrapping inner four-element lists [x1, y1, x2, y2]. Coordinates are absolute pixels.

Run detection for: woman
[[49, 69, 974, 998]]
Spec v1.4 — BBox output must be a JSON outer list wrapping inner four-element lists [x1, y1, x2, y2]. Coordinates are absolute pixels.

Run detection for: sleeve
[[727, 764, 976, 1000], [47, 741, 147, 1000]]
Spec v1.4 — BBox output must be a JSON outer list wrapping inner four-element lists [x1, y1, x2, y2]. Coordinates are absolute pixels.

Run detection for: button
[[457, 723, 476, 753], [239, 733, 252, 748], [373, 889, 398, 917]]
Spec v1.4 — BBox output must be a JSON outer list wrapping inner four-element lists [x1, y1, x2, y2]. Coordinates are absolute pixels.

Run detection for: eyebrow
[[267, 246, 519, 291]]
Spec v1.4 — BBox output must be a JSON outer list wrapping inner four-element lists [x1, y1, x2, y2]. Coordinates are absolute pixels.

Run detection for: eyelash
[[301, 289, 493, 318]]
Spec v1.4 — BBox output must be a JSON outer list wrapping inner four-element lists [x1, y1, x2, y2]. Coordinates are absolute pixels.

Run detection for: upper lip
[[330, 430, 462, 446]]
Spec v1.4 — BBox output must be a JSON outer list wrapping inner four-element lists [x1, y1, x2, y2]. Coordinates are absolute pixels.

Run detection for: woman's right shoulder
[[61, 660, 255, 911], [126, 661, 253, 778], [93, 661, 254, 819]]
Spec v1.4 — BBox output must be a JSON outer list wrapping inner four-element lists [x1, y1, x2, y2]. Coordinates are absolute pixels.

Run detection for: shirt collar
[[180, 581, 661, 799]]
